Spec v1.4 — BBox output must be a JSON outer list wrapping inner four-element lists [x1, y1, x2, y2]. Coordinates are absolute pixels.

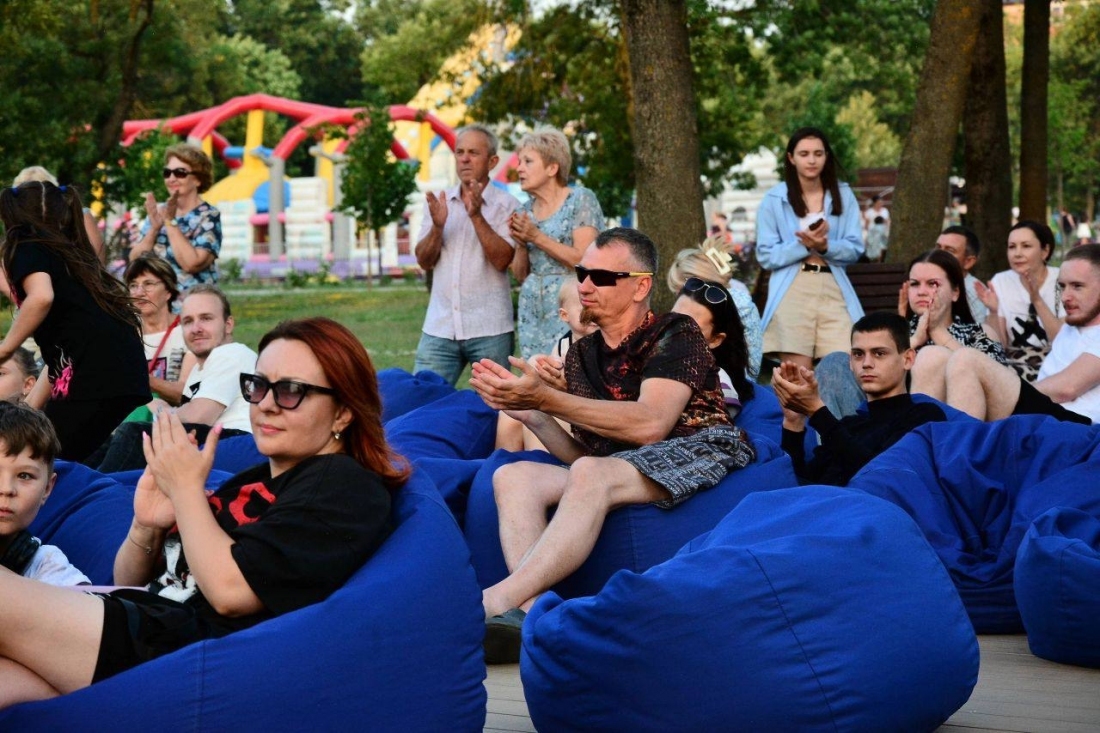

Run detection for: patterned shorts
[[614, 425, 756, 509]]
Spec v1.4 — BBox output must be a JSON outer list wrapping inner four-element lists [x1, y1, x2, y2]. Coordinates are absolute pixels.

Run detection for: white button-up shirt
[[416, 182, 519, 340]]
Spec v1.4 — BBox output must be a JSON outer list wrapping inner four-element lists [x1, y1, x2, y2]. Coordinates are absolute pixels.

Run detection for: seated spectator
[[774, 312, 946, 486], [974, 220, 1063, 381], [667, 234, 763, 378], [942, 244, 1100, 424], [470, 228, 755, 663], [671, 278, 755, 420], [0, 317, 405, 709], [865, 215, 888, 263], [0, 402, 90, 586], [0, 348, 40, 404], [89, 285, 256, 472], [496, 276, 596, 452], [936, 224, 989, 324], [902, 249, 1007, 401], [124, 254, 197, 407]]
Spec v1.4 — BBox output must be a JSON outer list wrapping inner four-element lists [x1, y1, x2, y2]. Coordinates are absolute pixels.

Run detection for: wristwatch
[[166, 218, 179, 228]]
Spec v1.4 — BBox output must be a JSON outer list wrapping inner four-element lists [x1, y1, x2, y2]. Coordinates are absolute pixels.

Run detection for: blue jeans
[[814, 351, 865, 419], [414, 332, 515, 386]]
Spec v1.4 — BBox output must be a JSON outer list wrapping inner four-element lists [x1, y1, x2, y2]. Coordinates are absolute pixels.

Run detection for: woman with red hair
[[0, 318, 407, 707]]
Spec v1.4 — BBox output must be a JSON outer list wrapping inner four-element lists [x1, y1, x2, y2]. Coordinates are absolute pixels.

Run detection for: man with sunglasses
[[91, 286, 256, 472], [471, 227, 755, 663], [413, 124, 519, 385], [129, 144, 222, 292]]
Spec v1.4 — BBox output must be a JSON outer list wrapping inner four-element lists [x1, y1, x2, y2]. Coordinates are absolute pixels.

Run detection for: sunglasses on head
[[162, 167, 194, 180], [574, 265, 653, 288], [683, 277, 730, 305], [240, 373, 336, 410]]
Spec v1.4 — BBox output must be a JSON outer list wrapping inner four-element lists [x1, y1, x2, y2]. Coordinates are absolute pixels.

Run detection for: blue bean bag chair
[[209, 432, 266, 475], [385, 389, 497, 462], [521, 486, 980, 732], [848, 415, 1100, 633], [735, 383, 782, 445], [377, 367, 456, 423], [1015, 507, 1100, 668], [465, 433, 798, 598], [28, 462, 134, 585], [4, 469, 487, 731]]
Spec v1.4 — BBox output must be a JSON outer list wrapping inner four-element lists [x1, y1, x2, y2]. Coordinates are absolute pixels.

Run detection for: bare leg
[[944, 347, 1022, 420], [493, 462, 569, 574], [0, 569, 105, 708], [0, 658, 60, 708], [483, 456, 666, 617], [910, 345, 952, 401]]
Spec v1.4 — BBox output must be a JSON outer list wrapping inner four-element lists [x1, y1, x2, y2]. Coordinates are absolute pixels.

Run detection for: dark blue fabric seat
[[465, 433, 798, 598], [521, 486, 979, 732], [848, 415, 1100, 632], [1015, 506, 1100, 668], [6, 468, 487, 730]]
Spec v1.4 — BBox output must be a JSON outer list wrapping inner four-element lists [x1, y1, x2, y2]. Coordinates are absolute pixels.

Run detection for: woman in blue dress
[[510, 127, 605, 359]]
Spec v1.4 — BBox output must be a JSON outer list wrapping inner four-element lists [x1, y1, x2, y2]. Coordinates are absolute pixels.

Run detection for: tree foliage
[[338, 106, 419, 238], [1050, 4, 1100, 216], [357, 0, 488, 104], [471, 2, 766, 219], [752, 0, 935, 139]]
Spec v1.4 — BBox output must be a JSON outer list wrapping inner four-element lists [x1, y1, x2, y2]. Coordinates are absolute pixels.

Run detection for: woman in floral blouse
[[129, 143, 222, 292], [509, 127, 605, 359]]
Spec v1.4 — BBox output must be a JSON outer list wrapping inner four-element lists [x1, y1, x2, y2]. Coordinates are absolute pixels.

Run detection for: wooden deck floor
[[484, 635, 1100, 732]]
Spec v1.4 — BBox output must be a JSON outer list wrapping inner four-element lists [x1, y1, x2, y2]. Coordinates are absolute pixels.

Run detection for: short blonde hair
[[666, 235, 737, 293], [517, 127, 572, 187], [13, 166, 58, 187]]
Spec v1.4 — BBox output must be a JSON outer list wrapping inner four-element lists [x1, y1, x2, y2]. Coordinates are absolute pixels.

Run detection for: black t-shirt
[[565, 311, 731, 456], [9, 240, 149, 401], [148, 453, 394, 636]]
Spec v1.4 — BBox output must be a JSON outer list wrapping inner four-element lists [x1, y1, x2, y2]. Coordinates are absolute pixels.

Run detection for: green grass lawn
[[0, 282, 437, 375], [226, 283, 431, 372]]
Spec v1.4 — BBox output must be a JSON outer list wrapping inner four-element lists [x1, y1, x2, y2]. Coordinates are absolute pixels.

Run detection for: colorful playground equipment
[[122, 94, 455, 277], [119, 25, 521, 279]]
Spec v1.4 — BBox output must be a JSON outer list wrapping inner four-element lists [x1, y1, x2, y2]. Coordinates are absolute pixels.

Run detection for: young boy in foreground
[[0, 402, 90, 585]]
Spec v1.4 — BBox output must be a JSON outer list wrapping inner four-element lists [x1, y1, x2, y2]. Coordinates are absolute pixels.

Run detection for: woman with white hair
[[509, 127, 605, 359]]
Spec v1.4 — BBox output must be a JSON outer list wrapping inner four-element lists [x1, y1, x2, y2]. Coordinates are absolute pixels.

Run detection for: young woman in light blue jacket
[[756, 127, 865, 373]]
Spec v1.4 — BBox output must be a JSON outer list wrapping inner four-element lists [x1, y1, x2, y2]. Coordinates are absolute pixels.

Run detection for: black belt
[[801, 262, 831, 273]]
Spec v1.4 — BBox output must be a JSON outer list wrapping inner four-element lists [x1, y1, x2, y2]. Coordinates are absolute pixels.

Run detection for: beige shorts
[[763, 268, 854, 359]]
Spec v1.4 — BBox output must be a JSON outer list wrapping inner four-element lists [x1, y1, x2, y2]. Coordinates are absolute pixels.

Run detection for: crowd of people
[[2, 119, 1099, 702]]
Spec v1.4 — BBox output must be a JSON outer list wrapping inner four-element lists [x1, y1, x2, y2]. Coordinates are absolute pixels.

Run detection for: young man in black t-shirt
[[774, 311, 946, 486]]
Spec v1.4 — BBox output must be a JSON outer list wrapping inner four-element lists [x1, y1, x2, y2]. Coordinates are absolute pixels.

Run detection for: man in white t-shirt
[[92, 285, 257, 472], [939, 244, 1100, 424]]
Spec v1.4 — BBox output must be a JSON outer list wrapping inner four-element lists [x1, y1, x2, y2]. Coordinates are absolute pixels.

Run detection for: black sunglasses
[[575, 265, 654, 288], [683, 277, 730, 305], [240, 373, 336, 410], [162, 167, 194, 180]]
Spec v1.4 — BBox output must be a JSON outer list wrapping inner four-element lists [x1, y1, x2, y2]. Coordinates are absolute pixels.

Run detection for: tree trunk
[[91, 0, 156, 182], [889, 0, 982, 265], [1018, 0, 1050, 221], [963, 0, 1013, 278], [618, 0, 705, 313]]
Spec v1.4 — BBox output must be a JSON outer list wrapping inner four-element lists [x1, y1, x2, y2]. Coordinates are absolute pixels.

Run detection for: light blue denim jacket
[[755, 181, 865, 333]]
